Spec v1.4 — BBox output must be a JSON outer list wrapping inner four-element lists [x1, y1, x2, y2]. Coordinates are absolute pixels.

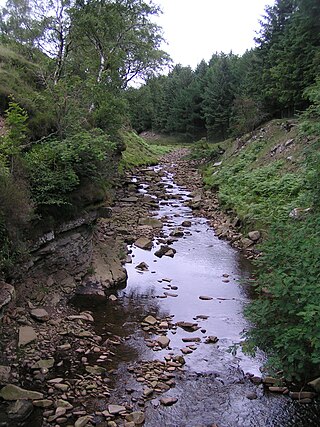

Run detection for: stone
[[289, 391, 316, 400], [85, 365, 106, 375], [199, 296, 213, 301], [143, 387, 153, 397], [156, 335, 170, 348], [138, 218, 163, 228], [160, 397, 178, 406], [109, 294, 117, 301], [205, 336, 219, 344], [67, 313, 94, 322], [170, 229, 184, 237], [136, 262, 149, 271], [176, 321, 199, 332], [0, 384, 43, 401], [135, 237, 153, 250], [241, 238, 254, 249], [8, 400, 33, 420], [268, 387, 288, 393], [75, 415, 92, 427], [125, 411, 145, 425], [181, 220, 191, 227], [248, 231, 261, 241], [32, 358, 55, 370], [0, 365, 11, 383], [0, 282, 15, 312], [55, 399, 73, 410], [143, 315, 157, 326], [246, 392, 258, 400], [30, 308, 50, 322], [181, 347, 193, 355], [308, 377, 320, 393], [33, 400, 53, 408], [18, 326, 37, 346], [107, 404, 126, 415]]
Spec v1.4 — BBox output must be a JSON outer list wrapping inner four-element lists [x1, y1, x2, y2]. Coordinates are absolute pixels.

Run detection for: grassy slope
[[202, 119, 311, 233], [120, 131, 173, 170]]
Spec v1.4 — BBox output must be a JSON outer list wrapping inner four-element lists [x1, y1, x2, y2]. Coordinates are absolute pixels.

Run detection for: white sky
[[0, 0, 275, 69], [154, 0, 275, 69]]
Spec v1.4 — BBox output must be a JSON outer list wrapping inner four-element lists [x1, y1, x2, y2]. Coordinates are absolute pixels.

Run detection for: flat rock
[[33, 399, 53, 408], [143, 315, 157, 326], [199, 296, 213, 301], [135, 237, 153, 250], [156, 335, 170, 348], [18, 326, 37, 346], [30, 308, 49, 322], [205, 336, 219, 344], [139, 218, 163, 228], [160, 397, 178, 406], [32, 358, 55, 370], [0, 384, 43, 401], [85, 365, 106, 375], [176, 321, 199, 331], [75, 415, 92, 427], [8, 400, 33, 420], [108, 404, 126, 415]]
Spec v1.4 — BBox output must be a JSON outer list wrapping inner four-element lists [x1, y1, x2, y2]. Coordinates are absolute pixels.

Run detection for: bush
[[25, 129, 117, 216]]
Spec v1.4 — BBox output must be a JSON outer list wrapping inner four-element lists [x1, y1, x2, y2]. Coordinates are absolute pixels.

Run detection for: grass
[[120, 131, 173, 170]]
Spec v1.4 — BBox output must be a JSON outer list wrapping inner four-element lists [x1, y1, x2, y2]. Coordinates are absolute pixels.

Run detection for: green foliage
[[25, 129, 116, 212], [0, 98, 28, 169], [190, 140, 224, 162], [204, 140, 303, 228], [244, 212, 320, 380]]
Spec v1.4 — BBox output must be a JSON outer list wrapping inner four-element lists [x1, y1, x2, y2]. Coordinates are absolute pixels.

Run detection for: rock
[[136, 262, 149, 271], [0, 282, 15, 313], [154, 245, 176, 258], [139, 218, 163, 228], [181, 220, 191, 227], [67, 312, 94, 322], [18, 326, 37, 346], [143, 387, 153, 397], [156, 335, 170, 348], [199, 295, 213, 301], [107, 404, 126, 415], [164, 249, 176, 258], [181, 347, 193, 354], [268, 387, 288, 393], [246, 392, 258, 400], [135, 237, 153, 250], [240, 238, 254, 249], [164, 292, 178, 297], [125, 411, 145, 425], [32, 358, 55, 370], [30, 308, 50, 322], [248, 231, 261, 241], [289, 391, 316, 400], [109, 294, 118, 301], [176, 321, 199, 332], [75, 415, 92, 427], [143, 315, 158, 326], [0, 366, 11, 384], [55, 399, 73, 410], [170, 229, 184, 237], [160, 397, 178, 406], [33, 399, 53, 408], [85, 365, 106, 375], [308, 377, 320, 393], [0, 384, 43, 401], [8, 400, 33, 420], [205, 336, 219, 344]]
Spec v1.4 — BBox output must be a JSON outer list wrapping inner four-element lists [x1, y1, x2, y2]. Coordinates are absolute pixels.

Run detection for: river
[[72, 161, 320, 427]]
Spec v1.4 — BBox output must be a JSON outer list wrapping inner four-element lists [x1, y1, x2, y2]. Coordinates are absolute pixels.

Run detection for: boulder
[[248, 231, 261, 241], [136, 262, 149, 271], [125, 411, 145, 425], [181, 220, 192, 227], [308, 377, 320, 393], [134, 237, 153, 250], [18, 326, 37, 347], [156, 335, 170, 348], [0, 384, 43, 401], [8, 400, 33, 421], [160, 397, 178, 406], [30, 308, 50, 322], [107, 404, 126, 415]]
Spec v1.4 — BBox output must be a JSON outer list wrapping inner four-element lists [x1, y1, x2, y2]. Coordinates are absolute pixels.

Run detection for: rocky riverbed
[[0, 148, 320, 427]]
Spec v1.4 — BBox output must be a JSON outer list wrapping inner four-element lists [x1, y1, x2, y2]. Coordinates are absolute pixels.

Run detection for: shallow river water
[[73, 165, 320, 427]]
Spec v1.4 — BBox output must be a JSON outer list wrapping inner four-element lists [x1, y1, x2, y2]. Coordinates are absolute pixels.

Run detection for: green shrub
[[25, 129, 117, 214]]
